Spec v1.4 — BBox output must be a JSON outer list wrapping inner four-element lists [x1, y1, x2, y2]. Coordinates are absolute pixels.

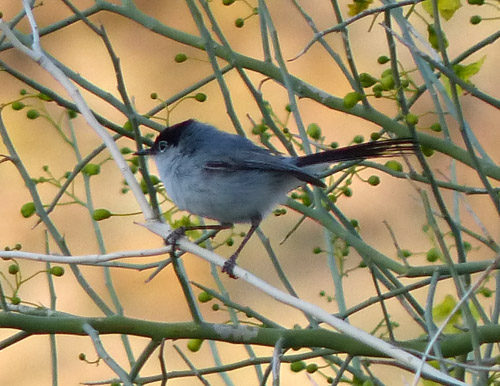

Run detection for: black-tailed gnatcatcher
[[136, 119, 416, 277]]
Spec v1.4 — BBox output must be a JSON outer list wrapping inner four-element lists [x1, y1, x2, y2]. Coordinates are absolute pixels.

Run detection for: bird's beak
[[134, 148, 152, 156]]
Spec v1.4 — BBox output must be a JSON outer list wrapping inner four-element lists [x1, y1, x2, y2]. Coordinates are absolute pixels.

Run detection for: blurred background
[[0, 0, 499, 385]]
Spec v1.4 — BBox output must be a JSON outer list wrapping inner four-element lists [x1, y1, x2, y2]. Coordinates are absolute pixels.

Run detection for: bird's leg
[[165, 223, 232, 258], [222, 218, 261, 279]]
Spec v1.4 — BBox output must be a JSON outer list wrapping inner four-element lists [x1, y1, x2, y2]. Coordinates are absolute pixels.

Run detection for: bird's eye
[[158, 141, 169, 152]]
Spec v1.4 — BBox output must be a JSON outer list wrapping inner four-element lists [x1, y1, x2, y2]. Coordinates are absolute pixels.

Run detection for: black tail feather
[[295, 138, 417, 167]]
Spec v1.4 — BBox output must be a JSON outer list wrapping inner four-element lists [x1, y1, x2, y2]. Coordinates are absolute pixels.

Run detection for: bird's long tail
[[295, 138, 418, 167]]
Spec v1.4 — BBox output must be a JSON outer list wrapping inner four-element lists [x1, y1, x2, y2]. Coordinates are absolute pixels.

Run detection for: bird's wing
[[203, 151, 326, 188]]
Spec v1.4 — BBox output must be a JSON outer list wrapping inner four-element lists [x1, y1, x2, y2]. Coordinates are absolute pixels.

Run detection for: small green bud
[[377, 55, 390, 64], [212, 303, 220, 311], [120, 147, 133, 155], [37, 93, 53, 102], [78, 353, 86, 361], [123, 121, 133, 131], [350, 219, 359, 228], [82, 163, 101, 176], [330, 141, 339, 149], [285, 104, 292, 112], [343, 91, 362, 109], [187, 338, 203, 352], [50, 266, 65, 277], [290, 361, 306, 372], [11, 295, 21, 305], [342, 187, 353, 197], [470, 15, 481, 25], [468, 0, 484, 4], [235, 18, 244, 28], [380, 74, 395, 90], [312, 247, 322, 254], [226, 238, 234, 246], [252, 123, 267, 135], [67, 109, 78, 119], [92, 209, 112, 221], [194, 93, 207, 102], [26, 109, 39, 119], [21, 202, 36, 218], [405, 113, 419, 126], [306, 363, 318, 373], [8, 264, 19, 275], [385, 160, 403, 172], [426, 247, 441, 262], [20, 89, 28, 95], [359, 73, 377, 88], [367, 175, 380, 186], [307, 123, 321, 140], [370, 132, 381, 141], [400, 249, 412, 258], [150, 92, 158, 99], [223, 0, 235, 4], [14, 243, 22, 250], [11, 101, 25, 110], [421, 146, 434, 157], [198, 291, 213, 303], [174, 53, 187, 63], [430, 123, 442, 132], [353, 135, 364, 144], [150, 175, 161, 185], [479, 287, 492, 297]]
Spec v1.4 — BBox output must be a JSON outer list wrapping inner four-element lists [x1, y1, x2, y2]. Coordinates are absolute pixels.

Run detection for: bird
[[135, 119, 416, 277]]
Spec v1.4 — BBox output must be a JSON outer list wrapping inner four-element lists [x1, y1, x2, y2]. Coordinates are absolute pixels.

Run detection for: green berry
[[26, 109, 39, 119], [479, 287, 492, 297], [11, 101, 25, 110], [350, 219, 359, 228], [198, 291, 213, 303], [307, 123, 322, 140], [285, 104, 292, 112], [194, 93, 207, 102], [37, 93, 53, 101], [78, 353, 86, 361], [212, 303, 220, 311], [92, 209, 112, 221], [367, 175, 380, 186], [67, 109, 78, 119], [426, 247, 441, 262], [21, 202, 36, 218], [430, 123, 442, 132], [11, 295, 21, 305], [123, 121, 133, 131], [377, 55, 390, 64], [150, 92, 158, 100], [82, 163, 101, 176], [223, 0, 235, 4], [421, 146, 434, 157], [343, 91, 362, 109], [8, 264, 19, 275], [306, 363, 318, 373], [252, 123, 267, 135], [359, 73, 377, 88], [313, 247, 322, 254], [187, 338, 203, 352], [470, 15, 481, 25], [405, 113, 419, 125], [120, 147, 133, 155], [19, 89, 28, 95], [290, 361, 306, 372], [400, 249, 412, 258], [353, 135, 364, 144], [380, 74, 395, 91], [235, 18, 244, 28], [342, 187, 353, 197], [174, 53, 187, 63], [385, 160, 403, 172], [50, 266, 65, 277], [370, 132, 381, 141]]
